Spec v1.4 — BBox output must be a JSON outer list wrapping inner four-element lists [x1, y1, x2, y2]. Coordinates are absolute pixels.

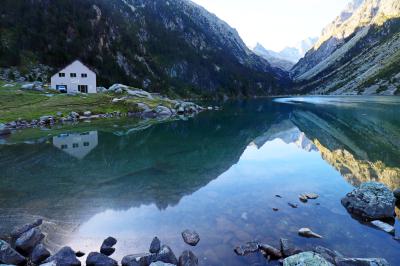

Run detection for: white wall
[[51, 60, 97, 94]]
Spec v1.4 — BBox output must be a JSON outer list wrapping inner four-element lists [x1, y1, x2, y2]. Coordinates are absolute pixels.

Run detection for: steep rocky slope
[[291, 0, 400, 95], [0, 0, 290, 97], [253, 44, 294, 71]]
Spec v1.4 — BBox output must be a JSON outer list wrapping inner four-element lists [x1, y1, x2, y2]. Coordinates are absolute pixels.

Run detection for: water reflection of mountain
[[288, 98, 400, 190], [0, 100, 280, 235]]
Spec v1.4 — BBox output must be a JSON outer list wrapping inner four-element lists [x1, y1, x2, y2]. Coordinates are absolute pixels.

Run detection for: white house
[[51, 60, 96, 94]]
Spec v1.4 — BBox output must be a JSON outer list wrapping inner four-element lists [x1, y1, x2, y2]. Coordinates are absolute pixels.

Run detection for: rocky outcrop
[[341, 182, 396, 220]]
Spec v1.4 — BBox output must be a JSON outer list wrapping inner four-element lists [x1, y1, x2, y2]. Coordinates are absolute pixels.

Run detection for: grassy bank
[[0, 82, 175, 123]]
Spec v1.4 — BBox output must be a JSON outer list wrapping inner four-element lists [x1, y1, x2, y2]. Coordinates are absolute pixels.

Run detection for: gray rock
[[155, 106, 172, 116], [234, 242, 259, 256], [258, 244, 282, 259], [121, 253, 157, 266], [21, 83, 35, 90], [178, 250, 198, 266], [86, 252, 118, 266], [155, 245, 178, 265], [371, 220, 395, 234], [393, 188, 400, 200], [298, 228, 323, 238], [341, 182, 395, 220], [43, 246, 81, 266], [15, 228, 44, 254], [181, 230, 200, 246], [149, 237, 161, 254], [0, 240, 26, 265], [313, 246, 343, 265], [336, 257, 389, 266], [150, 262, 175, 266], [109, 84, 128, 92], [100, 237, 117, 256], [283, 252, 334, 266], [31, 244, 51, 264], [83, 111, 92, 117], [126, 89, 153, 99], [97, 87, 107, 93]]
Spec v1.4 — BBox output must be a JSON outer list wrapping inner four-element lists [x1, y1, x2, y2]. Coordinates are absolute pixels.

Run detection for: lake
[[0, 96, 399, 265]]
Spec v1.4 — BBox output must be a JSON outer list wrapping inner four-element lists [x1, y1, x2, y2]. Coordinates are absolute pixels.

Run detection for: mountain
[[253, 38, 317, 70], [0, 0, 290, 97], [253, 44, 294, 71], [291, 0, 400, 95]]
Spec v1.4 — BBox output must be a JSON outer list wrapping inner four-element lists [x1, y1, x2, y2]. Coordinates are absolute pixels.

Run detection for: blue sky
[[191, 0, 350, 52]]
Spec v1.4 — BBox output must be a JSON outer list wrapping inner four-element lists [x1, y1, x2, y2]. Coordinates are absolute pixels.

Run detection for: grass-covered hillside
[[0, 82, 179, 123]]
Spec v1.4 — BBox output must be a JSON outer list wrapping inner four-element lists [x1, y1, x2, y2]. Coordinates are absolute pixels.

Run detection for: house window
[[83, 142, 90, 147], [59, 73, 65, 77], [78, 85, 88, 93], [81, 73, 88, 78], [70, 73, 77, 77], [73, 143, 79, 148], [61, 144, 68, 149]]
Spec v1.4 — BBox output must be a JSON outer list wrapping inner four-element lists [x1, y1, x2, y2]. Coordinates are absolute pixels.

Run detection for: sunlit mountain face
[[0, 97, 399, 265]]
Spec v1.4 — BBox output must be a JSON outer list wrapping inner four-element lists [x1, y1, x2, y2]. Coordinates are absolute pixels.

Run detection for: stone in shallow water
[[155, 245, 178, 265], [149, 237, 161, 254], [0, 240, 26, 265], [280, 238, 301, 257], [305, 193, 319, 199], [122, 253, 156, 266], [335, 257, 389, 266], [181, 230, 200, 246], [31, 243, 51, 264], [100, 236, 117, 256], [43, 246, 81, 266], [258, 244, 282, 259], [15, 228, 44, 254], [371, 220, 395, 234], [341, 182, 395, 220], [288, 203, 298, 208], [313, 246, 343, 265], [283, 252, 333, 266], [86, 252, 118, 266], [178, 250, 198, 266], [234, 242, 259, 256], [11, 219, 43, 239], [298, 228, 323, 238]]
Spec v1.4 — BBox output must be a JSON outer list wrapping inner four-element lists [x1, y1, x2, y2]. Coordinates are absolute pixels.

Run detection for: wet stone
[[280, 238, 300, 258], [86, 252, 118, 266], [0, 240, 26, 265], [31, 244, 51, 264], [298, 228, 323, 238], [15, 228, 44, 255], [258, 244, 282, 259], [178, 250, 198, 266], [288, 203, 298, 208], [335, 257, 389, 266], [43, 246, 81, 266], [234, 242, 259, 256], [150, 237, 161, 254], [181, 230, 200, 246], [100, 236, 117, 256], [11, 219, 43, 239], [155, 245, 178, 265]]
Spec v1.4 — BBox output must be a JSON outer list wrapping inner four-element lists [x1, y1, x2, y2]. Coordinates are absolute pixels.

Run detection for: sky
[[191, 0, 350, 52]]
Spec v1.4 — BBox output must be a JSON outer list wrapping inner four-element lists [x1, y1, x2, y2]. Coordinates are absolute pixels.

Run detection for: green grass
[[0, 83, 174, 123]]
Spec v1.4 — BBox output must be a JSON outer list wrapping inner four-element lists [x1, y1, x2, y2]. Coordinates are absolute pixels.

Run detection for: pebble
[[298, 228, 323, 238]]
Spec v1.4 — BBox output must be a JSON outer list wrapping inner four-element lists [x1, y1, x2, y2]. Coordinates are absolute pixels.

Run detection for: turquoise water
[[0, 97, 399, 265]]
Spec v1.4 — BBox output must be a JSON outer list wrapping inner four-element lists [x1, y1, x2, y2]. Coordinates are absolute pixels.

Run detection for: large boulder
[[86, 252, 118, 266], [341, 182, 396, 220], [0, 240, 26, 265], [283, 252, 334, 266], [108, 84, 129, 92], [11, 219, 43, 239], [31, 244, 51, 264], [15, 228, 44, 255], [335, 257, 389, 266], [43, 246, 80, 266]]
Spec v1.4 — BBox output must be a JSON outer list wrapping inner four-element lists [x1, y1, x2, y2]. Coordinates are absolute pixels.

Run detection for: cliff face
[[291, 0, 400, 95], [0, 0, 290, 97]]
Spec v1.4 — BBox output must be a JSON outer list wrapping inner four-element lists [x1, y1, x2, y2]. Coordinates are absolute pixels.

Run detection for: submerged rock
[[181, 230, 200, 246], [149, 237, 161, 254], [283, 252, 333, 266], [371, 220, 395, 234], [234, 242, 259, 256], [100, 236, 117, 256], [11, 219, 43, 239], [341, 182, 395, 220], [43, 246, 81, 266], [15, 228, 44, 254], [178, 250, 198, 266], [298, 228, 323, 238], [86, 252, 118, 266], [31, 244, 51, 264], [0, 240, 26, 265], [280, 238, 301, 258], [335, 257, 389, 266], [258, 244, 282, 259]]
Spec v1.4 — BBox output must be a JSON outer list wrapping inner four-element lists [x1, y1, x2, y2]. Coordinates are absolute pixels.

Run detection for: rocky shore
[[0, 83, 211, 136]]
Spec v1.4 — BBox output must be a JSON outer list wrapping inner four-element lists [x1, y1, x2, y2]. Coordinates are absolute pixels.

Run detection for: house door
[[78, 85, 88, 93]]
